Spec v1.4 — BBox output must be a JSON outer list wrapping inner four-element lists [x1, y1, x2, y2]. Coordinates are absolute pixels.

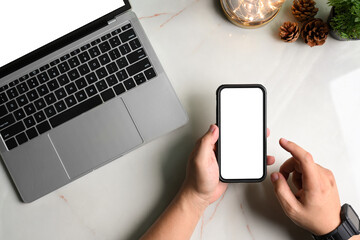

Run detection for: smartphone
[[216, 84, 266, 183]]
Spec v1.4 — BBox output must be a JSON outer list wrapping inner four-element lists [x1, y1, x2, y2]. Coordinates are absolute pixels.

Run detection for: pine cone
[[279, 22, 300, 43], [301, 18, 329, 47], [292, 0, 318, 22]]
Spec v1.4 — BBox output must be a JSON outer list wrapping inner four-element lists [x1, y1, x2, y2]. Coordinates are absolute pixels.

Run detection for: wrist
[[178, 186, 209, 217]]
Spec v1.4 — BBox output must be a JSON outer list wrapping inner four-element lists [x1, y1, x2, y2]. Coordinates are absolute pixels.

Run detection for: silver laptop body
[[0, 1, 188, 202]]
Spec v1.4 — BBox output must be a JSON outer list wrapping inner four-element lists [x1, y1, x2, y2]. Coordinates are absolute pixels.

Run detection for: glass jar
[[220, 0, 285, 28]]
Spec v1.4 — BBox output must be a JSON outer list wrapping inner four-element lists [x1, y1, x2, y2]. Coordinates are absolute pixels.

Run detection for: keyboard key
[[34, 98, 46, 110], [99, 41, 111, 53], [75, 77, 87, 90], [119, 43, 131, 55], [99, 53, 111, 65], [27, 77, 39, 89], [101, 33, 112, 41], [134, 73, 147, 85], [34, 111, 46, 123], [55, 88, 67, 100], [127, 48, 146, 64], [101, 88, 115, 102], [50, 59, 60, 66], [78, 51, 91, 63], [129, 38, 141, 50], [89, 58, 101, 71], [0, 114, 15, 130], [14, 80, 20, 85], [85, 85, 97, 97], [54, 100, 67, 113], [106, 62, 118, 74], [108, 48, 121, 61], [44, 93, 57, 105], [85, 72, 98, 85], [122, 23, 132, 31], [44, 105, 56, 118], [70, 49, 80, 56], [68, 69, 80, 81], [65, 95, 77, 107], [24, 103, 36, 115], [127, 58, 151, 76], [0, 105, 8, 117], [26, 89, 39, 101], [14, 108, 26, 121], [60, 54, 71, 61], [29, 69, 39, 77], [47, 79, 60, 91], [0, 93, 8, 104], [95, 67, 108, 79], [6, 100, 18, 112], [95, 80, 108, 92], [144, 68, 157, 80], [19, 75, 29, 82], [40, 64, 50, 72], [36, 121, 51, 134], [5, 138, 17, 150], [120, 29, 136, 42], [57, 74, 70, 86], [24, 116, 36, 128], [109, 36, 121, 48], [116, 70, 128, 81], [89, 46, 101, 58], [113, 83, 126, 95], [65, 83, 77, 95], [75, 90, 87, 102], [78, 64, 90, 76], [58, 62, 70, 74], [9, 81, 16, 87], [116, 57, 129, 69], [16, 83, 29, 94], [37, 84, 49, 96], [124, 78, 136, 90], [111, 28, 121, 35], [80, 44, 91, 51], [16, 95, 28, 107], [26, 127, 38, 140], [47, 67, 60, 79], [7, 87, 19, 99], [50, 95, 102, 128], [1, 121, 25, 140], [37, 72, 50, 84], [91, 38, 101, 46], [68, 56, 80, 68], [16, 133, 28, 145], [106, 75, 118, 87]]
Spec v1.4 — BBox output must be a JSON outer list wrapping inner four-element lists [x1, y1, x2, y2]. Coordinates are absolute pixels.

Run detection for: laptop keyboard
[[0, 22, 157, 150]]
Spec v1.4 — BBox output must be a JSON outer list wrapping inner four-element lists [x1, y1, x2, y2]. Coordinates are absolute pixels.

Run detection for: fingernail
[[209, 125, 216, 133], [281, 138, 288, 144], [271, 173, 279, 182]]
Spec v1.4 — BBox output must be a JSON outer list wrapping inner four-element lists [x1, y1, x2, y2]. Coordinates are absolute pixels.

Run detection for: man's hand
[[271, 138, 341, 236]]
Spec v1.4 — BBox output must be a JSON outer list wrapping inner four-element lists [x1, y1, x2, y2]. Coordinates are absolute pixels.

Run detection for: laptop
[[0, 0, 188, 202]]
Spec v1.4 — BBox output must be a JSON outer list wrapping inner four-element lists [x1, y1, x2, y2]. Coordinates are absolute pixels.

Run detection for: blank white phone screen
[[220, 87, 264, 180]]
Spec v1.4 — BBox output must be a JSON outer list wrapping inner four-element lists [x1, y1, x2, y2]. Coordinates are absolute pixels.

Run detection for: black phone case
[[216, 84, 267, 183]]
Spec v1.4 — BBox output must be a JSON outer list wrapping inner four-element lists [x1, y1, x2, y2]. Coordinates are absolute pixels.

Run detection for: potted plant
[[327, 0, 360, 41]]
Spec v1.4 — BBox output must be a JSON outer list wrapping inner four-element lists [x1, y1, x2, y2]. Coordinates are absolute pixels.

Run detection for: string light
[[221, 0, 285, 28]]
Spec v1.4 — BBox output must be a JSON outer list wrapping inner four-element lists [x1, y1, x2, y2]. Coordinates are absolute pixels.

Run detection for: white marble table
[[1, 0, 360, 239]]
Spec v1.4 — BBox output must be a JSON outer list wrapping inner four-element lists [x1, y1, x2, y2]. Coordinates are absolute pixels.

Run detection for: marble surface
[[1, 0, 360, 239]]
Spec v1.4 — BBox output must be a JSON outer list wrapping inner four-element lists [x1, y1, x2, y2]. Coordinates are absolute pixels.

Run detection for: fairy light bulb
[[220, 0, 285, 28]]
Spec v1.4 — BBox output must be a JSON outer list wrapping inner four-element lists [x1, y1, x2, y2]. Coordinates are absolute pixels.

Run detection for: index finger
[[279, 138, 319, 190]]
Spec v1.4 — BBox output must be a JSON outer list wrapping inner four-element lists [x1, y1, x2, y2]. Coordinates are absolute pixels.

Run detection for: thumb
[[201, 124, 219, 146], [271, 172, 301, 217]]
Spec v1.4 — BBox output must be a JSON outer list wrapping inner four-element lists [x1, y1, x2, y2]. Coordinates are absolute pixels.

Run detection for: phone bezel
[[216, 84, 267, 183]]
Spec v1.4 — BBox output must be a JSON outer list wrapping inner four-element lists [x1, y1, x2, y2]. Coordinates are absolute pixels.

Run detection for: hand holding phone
[[216, 84, 267, 182]]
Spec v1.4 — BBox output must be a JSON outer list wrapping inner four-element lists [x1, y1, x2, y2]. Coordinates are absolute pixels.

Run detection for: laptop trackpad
[[49, 97, 143, 179]]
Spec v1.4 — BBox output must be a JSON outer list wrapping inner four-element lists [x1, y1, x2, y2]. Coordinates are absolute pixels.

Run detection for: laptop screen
[[0, 0, 125, 68]]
